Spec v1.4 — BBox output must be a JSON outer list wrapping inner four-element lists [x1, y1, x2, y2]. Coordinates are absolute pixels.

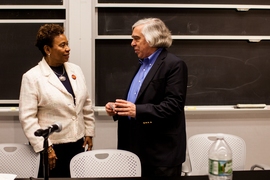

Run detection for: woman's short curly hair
[[132, 18, 172, 48], [35, 24, 64, 56]]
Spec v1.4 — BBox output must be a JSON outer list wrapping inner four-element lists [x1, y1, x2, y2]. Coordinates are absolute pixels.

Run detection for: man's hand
[[105, 102, 117, 116], [114, 99, 136, 118]]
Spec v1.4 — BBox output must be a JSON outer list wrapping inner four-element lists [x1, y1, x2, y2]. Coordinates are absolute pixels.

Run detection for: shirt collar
[[138, 48, 163, 65]]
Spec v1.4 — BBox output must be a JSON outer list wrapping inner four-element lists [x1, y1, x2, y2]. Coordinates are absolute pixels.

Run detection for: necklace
[[53, 66, 66, 81]]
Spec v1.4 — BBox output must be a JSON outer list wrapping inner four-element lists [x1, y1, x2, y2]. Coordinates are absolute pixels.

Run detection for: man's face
[[131, 25, 154, 59]]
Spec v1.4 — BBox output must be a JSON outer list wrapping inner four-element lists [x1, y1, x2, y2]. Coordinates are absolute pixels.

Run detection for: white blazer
[[19, 58, 95, 152]]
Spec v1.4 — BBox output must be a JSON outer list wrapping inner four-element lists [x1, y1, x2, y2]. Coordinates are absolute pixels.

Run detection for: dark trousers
[[38, 138, 84, 178], [141, 163, 182, 177]]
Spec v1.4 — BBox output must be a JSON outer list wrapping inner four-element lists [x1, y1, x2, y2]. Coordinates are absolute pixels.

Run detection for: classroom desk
[[15, 170, 270, 180]]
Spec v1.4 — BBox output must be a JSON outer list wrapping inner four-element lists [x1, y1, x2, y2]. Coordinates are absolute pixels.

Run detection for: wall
[[0, 0, 270, 171], [1, 110, 270, 170]]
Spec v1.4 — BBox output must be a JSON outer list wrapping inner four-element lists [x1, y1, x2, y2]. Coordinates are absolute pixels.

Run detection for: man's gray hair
[[132, 18, 172, 48]]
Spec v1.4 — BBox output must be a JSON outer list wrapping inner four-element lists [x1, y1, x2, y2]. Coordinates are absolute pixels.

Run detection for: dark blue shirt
[[50, 65, 75, 104]]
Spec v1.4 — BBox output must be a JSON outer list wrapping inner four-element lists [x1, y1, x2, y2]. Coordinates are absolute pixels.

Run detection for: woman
[[19, 24, 95, 177]]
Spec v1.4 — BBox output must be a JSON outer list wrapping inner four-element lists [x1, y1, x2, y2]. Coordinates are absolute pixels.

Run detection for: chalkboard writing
[[98, 8, 270, 36], [98, 0, 270, 5], [0, 23, 63, 103], [95, 39, 270, 106]]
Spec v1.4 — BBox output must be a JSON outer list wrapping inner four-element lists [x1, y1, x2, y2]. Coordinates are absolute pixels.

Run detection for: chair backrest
[[70, 149, 141, 178], [0, 143, 40, 178], [187, 133, 246, 175]]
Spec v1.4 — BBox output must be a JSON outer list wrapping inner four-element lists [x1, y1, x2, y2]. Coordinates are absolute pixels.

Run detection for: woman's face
[[46, 34, 70, 66]]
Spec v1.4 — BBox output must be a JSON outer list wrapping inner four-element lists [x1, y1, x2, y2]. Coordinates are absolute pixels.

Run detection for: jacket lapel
[[64, 63, 78, 98], [136, 49, 167, 102], [39, 58, 70, 96]]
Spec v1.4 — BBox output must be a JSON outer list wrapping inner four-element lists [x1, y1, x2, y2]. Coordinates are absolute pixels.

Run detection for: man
[[105, 18, 188, 177]]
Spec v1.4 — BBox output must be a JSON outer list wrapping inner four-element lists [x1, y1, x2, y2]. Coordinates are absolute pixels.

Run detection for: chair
[[70, 149, 141, 178], [186, 133, 246, 175], [0, 143, 40, 178], [182, 149, 192, 176]]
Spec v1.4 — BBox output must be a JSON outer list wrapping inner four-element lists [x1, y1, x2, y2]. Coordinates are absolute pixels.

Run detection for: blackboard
[[95, 4, 270, 106], [0, 23, 42, 101], [95, 39, 270, 106], [98, 8, 270, 35], [95, 40, 138, 106], [0, 0, 63, 5], [98, 0, 270, 4], [0, 6, 65, 104], [0, 23, 64, 103], [0, 9, 65, 19]]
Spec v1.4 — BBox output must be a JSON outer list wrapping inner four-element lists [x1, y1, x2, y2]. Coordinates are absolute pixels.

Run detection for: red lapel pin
[[72, 74, 76, 80]]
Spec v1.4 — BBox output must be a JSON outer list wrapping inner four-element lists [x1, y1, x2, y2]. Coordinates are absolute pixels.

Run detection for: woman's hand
[[83, 136, 93, 151], [47, 146, 57, 170]]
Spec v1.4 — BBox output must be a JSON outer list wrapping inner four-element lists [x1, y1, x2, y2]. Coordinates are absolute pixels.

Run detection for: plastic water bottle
[[208, 134, 233, 180]]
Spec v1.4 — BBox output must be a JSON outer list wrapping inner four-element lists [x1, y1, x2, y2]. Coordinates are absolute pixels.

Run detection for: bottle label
[[209, 159, 232, 176]]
